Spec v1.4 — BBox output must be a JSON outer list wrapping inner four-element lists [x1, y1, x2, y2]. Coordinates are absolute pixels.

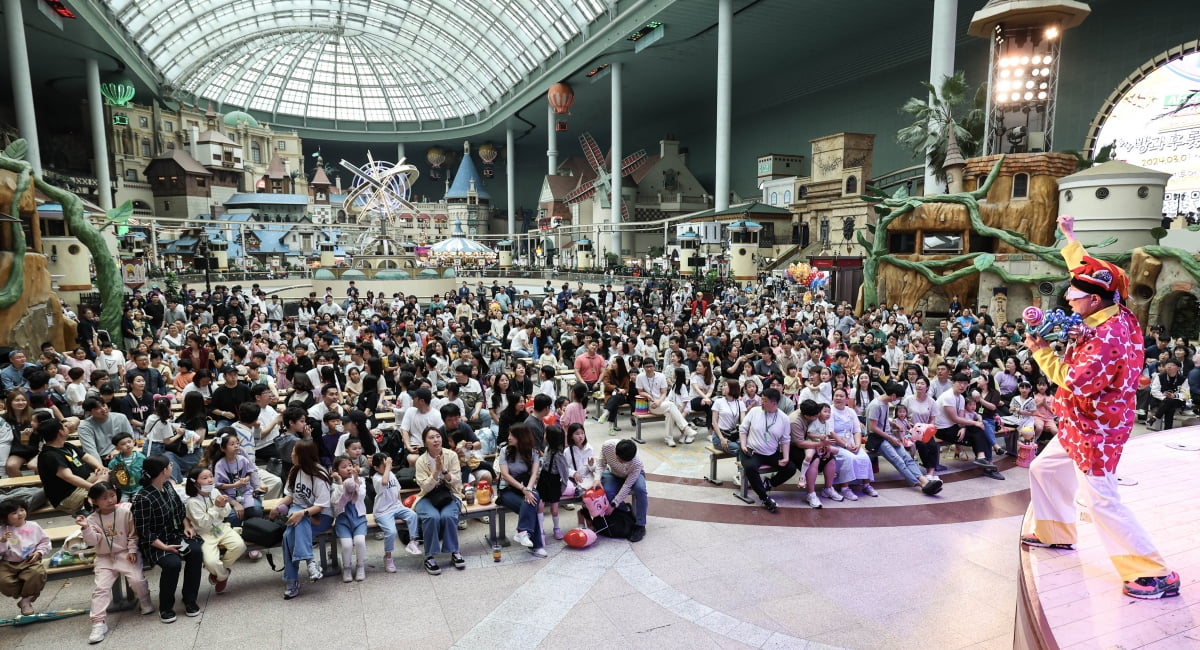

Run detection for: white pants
[[649, 402, 692, 441], [1024, 436, 1169, 582], [257, 468, 282, 500]]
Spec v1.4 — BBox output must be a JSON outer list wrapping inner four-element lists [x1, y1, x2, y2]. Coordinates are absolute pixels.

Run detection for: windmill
[[563, 132, 648, 225]]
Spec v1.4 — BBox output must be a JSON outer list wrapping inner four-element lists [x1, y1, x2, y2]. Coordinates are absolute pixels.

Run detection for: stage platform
[[1017, 426, 1200, 649]]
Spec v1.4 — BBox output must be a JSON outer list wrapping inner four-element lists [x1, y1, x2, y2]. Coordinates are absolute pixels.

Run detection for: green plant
[[1150, 226, 1168, 244], [897, 71, 985, 185], [1063, 141, 1116, 172]]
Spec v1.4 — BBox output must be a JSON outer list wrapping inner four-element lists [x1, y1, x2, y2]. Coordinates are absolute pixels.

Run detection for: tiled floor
[[7, 417, 1177, 649], [1022, 425, 1200, 649]]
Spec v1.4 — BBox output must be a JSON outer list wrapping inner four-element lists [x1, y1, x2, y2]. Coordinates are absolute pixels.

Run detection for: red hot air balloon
[[548, 82, 574, 131]]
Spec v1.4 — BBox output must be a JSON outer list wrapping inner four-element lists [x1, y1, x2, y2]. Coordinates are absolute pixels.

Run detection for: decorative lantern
[[478, 143, 498, 178], [426, 147, 446, 181], [547, 82, 574, 131]]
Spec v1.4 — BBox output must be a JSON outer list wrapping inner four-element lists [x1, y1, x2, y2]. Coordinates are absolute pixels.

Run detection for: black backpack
[[241, 517, 285, 548], [590, 506, 636, 539]]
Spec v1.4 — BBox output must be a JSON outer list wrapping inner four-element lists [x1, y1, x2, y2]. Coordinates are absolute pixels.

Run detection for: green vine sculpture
[[857, 156, 1120, 307], [0, 139, 125, 335]]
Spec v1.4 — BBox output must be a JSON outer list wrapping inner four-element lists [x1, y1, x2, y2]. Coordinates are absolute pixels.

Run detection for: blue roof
[[203, 228, 242, 258], [225, 193, 309, 207], [445, 153, 491, 201], [248, 229, 291, 254], [222, 212, 254, 223]]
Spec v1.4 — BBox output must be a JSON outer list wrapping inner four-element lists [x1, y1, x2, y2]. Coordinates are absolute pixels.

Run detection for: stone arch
[[1154, 288, 1200, 341]]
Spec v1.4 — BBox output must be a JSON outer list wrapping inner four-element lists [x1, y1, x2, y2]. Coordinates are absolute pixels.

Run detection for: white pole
[[4, 0, 42, 176], [610, 62, 623, 258], [715, 0, 732, 211], [397, 143, 406, 163], [547, 104, 558, 175], [926, 0, 958, 194], [506, 127, 516, 238], [86, 59, 113, 210]]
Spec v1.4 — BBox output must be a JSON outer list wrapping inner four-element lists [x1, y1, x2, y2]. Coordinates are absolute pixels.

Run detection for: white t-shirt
[[635, 371, 668, 401], [933, 390, 964, 430], [400, 407, 444, 447]]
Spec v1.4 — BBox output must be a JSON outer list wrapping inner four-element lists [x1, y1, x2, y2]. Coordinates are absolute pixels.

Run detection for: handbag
[[48, 531, 91, 567], [424, 482, 454, 510]]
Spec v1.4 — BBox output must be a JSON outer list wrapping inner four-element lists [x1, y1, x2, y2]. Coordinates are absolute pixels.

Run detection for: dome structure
[[222, 110, 259, 128], [314, 269, 336, 280], [427, 219, 497, 266], [376, 270, 410, 280], [342, 269, 367, 279], [417, 269, 440, 279]]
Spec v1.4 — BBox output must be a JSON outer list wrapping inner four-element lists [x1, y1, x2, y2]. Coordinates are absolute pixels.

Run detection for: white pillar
[[86, 59, 113, 210], [397, 143, 406, 163], [4, 0, 42, 176], [610, 61, 623, 257], [506, 127, 516, 238], [547, 104, 558, 176], [714, 0, 733, 211], [926, 0, 957, 194]]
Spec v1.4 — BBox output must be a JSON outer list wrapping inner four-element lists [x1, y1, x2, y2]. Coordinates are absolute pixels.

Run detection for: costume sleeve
[[1033, 335, 1115, 399], [1062, 239, 1085, 270]]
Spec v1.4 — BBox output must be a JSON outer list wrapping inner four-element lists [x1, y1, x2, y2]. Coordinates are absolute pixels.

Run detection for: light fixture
[[1024, 92, 1034, 100], [1026, 80, 1035, 89], [1042, 55, 1053, 65], [1032, 55, 1042, 65], [1011, 92, 1021, 101], [50, 245, 58, 263], [1045, 26, 1059, 40], [1041, 67, 1050, 76], [1020, 56, 1030, 65], [1000, 69, 1010, 78], [1031, 68, 1040, 77], [1037, 91, 1047, 100], [1014, 68, 1024, 77], [1039, 82, 1048, 89]]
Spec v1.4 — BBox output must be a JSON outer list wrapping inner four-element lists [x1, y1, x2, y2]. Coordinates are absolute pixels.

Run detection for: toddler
[[371, 453, 421, 572], [0, 500, 49, 616], [107, 432, 145, 501], [184, 466, 246, 595], [77, 482, 154, 644], [331, 456, 368, 582]]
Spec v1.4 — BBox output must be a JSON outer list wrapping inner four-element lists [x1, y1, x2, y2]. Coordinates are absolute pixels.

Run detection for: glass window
[[277, 140, 287, 151], [770, 192, 778, 205], [125, 169, 138, 181], [922, 233, 963, 254], [139, 116, 148, 128], [845, 176, 858, 195], [783, 190, 792, 204], [164, 121, 173, 132], [141, 137, 151, 157], [251, 141, 262, 164], [1012, 173, 1029, 199]]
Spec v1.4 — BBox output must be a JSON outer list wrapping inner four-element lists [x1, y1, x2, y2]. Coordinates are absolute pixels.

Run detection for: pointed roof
[[197, 129, 238, 146], [542, 175, 579, 201], [446, 149, 491, 201], [943, 130, 966, 170], [265, 154, 287, 180], [311, 165, 331, 186], [147, 149, 212, 176], [630, 155, 662, 183]]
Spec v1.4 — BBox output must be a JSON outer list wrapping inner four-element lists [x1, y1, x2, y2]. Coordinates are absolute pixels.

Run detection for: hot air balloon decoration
[[548, 82, 574, 131], [478, 143, 498, 178], [426, 146, 446, 181]]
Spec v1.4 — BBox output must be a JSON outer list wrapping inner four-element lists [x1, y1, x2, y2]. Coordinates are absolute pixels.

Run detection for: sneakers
[[374, 531, 385, 540], [663, 436, 677, 448], [308, 560, 323, 582], [424, 556, 442, 575], [160, 610, 177, 623], [762, 496, 779, 513], [385, 556, 397, 573], [820, 487, 844, 502], [451, 552, 466, 570], [513, 530, 533, 548], [628, 525, 646, 543], [921, 478, 945, 495], [355, 563, 366, 581], [1123, 571, 1181, 600], [343, 568, 353, 583], [283, 581, 300, 600], [611, 424, 621, 432], [608, 427, 618, 436], [683, 429, 697, 444], [184, 602, 201, 617], [983, 468, 1007, 481], [248, 549, 262, 560], [88, 622, 108, 644], [1020, 535, 1074, 550], [529, 547, 548, 558], [597, 411, 609, 424], [973, 457, 997, 469], [806, 492, 823, 509], [553, 527, 564, 540], [458, 518, 469, 531], [405, 540, 422, 555], [862, 484, 879, 497], [839, 487, 859, 502], [139, 597, 155, 616]]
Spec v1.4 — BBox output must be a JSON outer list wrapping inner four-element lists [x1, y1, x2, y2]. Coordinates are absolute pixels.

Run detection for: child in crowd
[[559, 384, 588, 430], [77, 482, 154, 644], [319, 412, 343, 467], [784, 366, 803, 403], [889, 404, 913, 445], [210, 432, 264, 528], [0, 499, 50, 616], [537, 365, 557, 401], [66, 367, 88, 416], [107, 432, 145, 501], [184, 466, 246, 595], [331, 456, 368, 582], [539, 426, 572, 540], [565, 423, 595, 489], [370, 453, 422, 572]]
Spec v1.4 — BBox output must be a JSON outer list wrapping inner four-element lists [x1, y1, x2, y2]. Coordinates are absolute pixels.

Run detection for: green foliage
[[2, 139, 28, 162], [1150, 226, 1168, 243], [896, 71, 985, 185], [1063, 142, 1116, 172]]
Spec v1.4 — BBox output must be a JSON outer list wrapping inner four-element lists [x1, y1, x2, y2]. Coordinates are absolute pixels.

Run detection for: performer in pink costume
[[1021, 214, 1180, 600]]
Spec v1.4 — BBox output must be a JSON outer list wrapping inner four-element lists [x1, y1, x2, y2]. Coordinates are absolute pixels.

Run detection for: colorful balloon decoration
[[548, 82, 574, 131], [478, 143, 498, 178], [784, 263, 829, 290], [426, 146, 446, 181], [563, 528, 598, 549]]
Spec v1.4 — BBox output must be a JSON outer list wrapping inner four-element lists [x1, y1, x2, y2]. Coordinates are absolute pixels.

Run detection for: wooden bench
[[632, 413, 665, 444], [734, 462, 780, 504], [705, 445, 733, 485], [0, 474, 41, 489], [492, 493, 582, 547]]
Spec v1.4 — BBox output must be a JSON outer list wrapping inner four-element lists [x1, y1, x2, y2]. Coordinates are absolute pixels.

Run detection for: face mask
[[335, 425, 344, 433], [199, 484, 214, 495]]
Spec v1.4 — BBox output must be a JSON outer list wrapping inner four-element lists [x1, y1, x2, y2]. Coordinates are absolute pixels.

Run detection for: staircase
[[762, 243, 805, 274]]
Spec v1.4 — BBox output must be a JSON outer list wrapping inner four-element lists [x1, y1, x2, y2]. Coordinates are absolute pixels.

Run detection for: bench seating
[[705, 446, 733, 485], [632, 413, 665, 444]]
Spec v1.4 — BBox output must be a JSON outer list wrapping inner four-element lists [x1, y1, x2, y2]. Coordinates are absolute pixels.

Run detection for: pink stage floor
[[1018, 425, 1200, 649]]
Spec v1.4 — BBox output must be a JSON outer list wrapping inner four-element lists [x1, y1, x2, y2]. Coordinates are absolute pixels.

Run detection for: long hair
[[697, 358, 714, 386], [571, 382, 589, 409], [180, 390, 207, 421], [287, 440, 330, 491], [506, 423, 535, 468], [4, 389, 32, 428], [491, 373, 512, 410]]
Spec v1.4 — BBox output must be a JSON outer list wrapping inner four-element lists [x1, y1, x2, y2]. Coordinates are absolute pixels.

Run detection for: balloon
[[547, 82, 575, 114], [403, 494, 418, 508], [563, 528, 597, 549]]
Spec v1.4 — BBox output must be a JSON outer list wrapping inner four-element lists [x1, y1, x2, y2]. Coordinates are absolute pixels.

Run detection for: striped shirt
[[598, 439, 645, 505]]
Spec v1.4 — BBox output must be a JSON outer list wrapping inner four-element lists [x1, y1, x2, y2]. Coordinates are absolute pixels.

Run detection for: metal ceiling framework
[[100, 0, 610, 125]]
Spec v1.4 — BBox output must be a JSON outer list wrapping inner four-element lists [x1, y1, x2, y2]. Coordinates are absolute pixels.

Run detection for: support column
[[4, 0, 42, 176], [397, 143, 406, 163], [547, 104, 558, 176], [714, 0, 732, 211], [926, 0, 957, 194], [506, 127, 516, 238], [610, 62, 623, 258], [86, 59, 113, 210]]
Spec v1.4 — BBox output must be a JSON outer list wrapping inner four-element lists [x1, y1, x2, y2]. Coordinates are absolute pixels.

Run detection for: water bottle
[[491, 540, 501, 563]]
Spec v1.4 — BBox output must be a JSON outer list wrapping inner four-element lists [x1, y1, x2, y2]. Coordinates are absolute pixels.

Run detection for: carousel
[[425, 219, 497, 275]]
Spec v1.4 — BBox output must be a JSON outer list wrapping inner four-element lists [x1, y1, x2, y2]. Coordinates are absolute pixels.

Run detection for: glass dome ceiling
[[102, 0, 609, 124]]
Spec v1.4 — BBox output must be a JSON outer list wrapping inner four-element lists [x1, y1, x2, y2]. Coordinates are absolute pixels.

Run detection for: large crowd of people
[[0, 270, 1196, 640]]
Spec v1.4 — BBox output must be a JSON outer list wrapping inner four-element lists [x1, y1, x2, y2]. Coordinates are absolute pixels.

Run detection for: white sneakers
[[513, 530, 534, 548], [88, 622, 108, 644], [405, 540, 422, 556], [839, 487, 859, 502], [530, 547, 548, 558], [805, 492, 822, 508], [663, 436, 677, 447], [820, 487, 844, 502], [308, 560, 323, 582], [342, 568, 353, 583], [355, 563, 366, 582], [682, 428, 698, 444]]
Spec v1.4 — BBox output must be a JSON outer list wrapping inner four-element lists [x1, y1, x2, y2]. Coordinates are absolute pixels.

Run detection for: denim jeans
[[876, 440, 922, 486], [497, 488, 544, 549], [375, 506, 419, 553], [709, 431, 741, 456], [225, 498, 263, 527], [152, 536, 203, 614], [334, 505, 368, 538], [144, 441, 182, 480], [415, 498, 460, 555], [982, 418, 998, 446], [281, 506, 333, 582], [601, 469, 648, 527]]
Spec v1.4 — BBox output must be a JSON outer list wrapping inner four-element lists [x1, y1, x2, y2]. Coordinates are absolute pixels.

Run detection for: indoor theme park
[[3, 1, 1200, 648]]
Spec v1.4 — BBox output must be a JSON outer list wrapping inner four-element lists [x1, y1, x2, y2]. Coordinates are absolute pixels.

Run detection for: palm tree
[[897, 71, 985, 186]]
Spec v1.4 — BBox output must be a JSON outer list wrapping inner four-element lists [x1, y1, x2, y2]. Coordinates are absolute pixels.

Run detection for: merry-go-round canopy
[[428, 220, 496, 258]]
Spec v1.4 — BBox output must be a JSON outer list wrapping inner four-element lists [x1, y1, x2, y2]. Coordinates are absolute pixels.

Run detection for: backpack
[[590, 506, 636, 539], [241, 517, 285, 547], [377, 429, 407, 465]]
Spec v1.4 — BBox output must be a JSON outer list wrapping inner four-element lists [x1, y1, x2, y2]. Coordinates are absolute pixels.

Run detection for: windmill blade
[[579, 132, 606, 173], [620, 150, 649, 177], [564, 180, 597, 204], [620, 199, 631, 222]]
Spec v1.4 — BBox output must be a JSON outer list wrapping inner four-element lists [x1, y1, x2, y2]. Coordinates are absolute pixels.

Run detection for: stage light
[[1032, 68, 1040, 77], [1024, 92, 1034, 100], [1014, 68, 1024, 77], [1042, 55, 1052, 65], [996, 91, 1009, 103], [1045, 26, 1059, 40], [1011, 92, 1021, 101], [1037, 91, 1047, 100], [1020, 56, 1030, 65], [1000, 69, 1010, 78], [999, 58, 1010, 67], [997, 81, 1008, 91], [1032, 55, 1042, 65], [1039, 82, 1048, 89], [1026, 80, 1035, 89], [1041, 67, 1050, 76]]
